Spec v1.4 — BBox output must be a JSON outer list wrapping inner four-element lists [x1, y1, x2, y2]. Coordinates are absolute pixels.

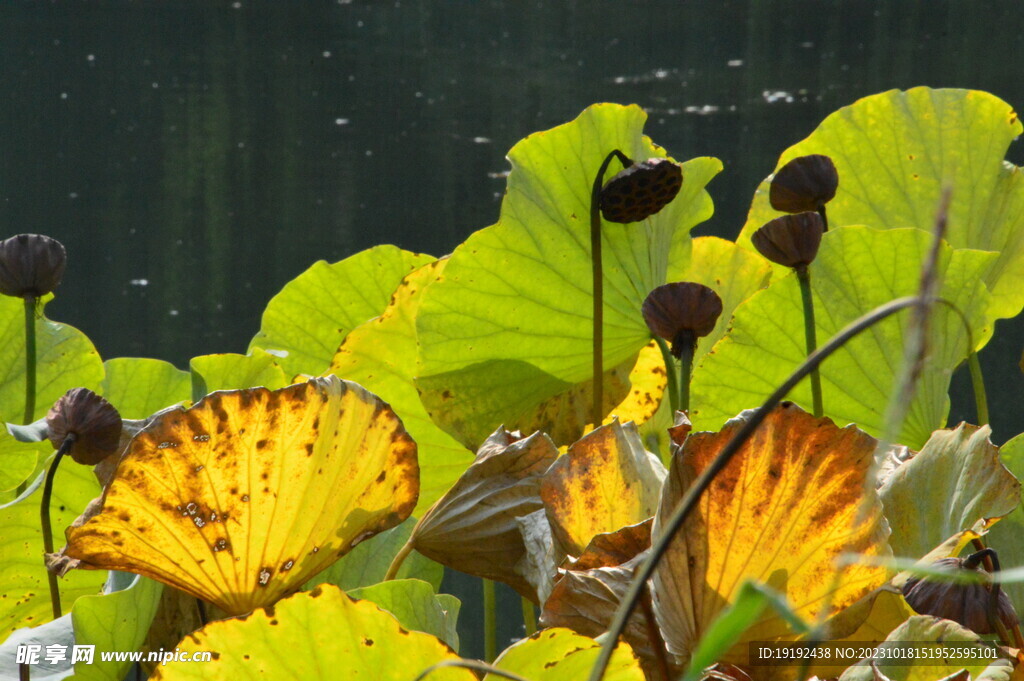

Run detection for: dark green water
[[3, 0, 1024, 659]]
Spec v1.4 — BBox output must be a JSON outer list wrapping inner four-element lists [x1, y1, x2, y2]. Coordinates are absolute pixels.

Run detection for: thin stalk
[[23, 295, 36, 424], [19, 663, 29, 681], [586, 296, 924, 681], [383, 535, 416, 581], [196, 599, 208, 627], [591, 149, 632, 426], [967, 352, 989, 425], [677, 338, 694, 414], [817, 204, 829, 232], [796, 266, 823, 417], [654, 337, 679, 415], [483, 578, 497, 662], [42, 434, 75, 619], [521, 597, 536, 636]]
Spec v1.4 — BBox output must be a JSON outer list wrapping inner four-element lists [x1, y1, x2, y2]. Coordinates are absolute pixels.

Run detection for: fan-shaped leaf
[[64, 376, 418, 615]]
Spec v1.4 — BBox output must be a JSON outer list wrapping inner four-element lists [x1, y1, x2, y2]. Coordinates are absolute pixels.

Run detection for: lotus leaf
[[739, 87, 1024, 320], [652, 403, 891, 669], [691, 227, 994, 448], [189, 348, 289, 401], [64, 376, 418, 616], [101, 358, 190, 419], [348, 578, 459, 650], [149, 585, 475, 681], [0, 429, 48, 493], [988, 433, 1024, 610], [250, 245, 434, 378], [486, 628, 645, 681], [417, 103, 722, 448]]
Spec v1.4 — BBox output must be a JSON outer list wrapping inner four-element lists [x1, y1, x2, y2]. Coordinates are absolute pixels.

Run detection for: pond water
[[3, 0, 1024, 658]]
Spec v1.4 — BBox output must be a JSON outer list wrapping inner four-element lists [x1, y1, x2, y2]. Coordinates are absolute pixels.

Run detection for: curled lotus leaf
[[410, 428, 559, 602], [541, 419, 665, 556], [879, 423, 1021, 559], [64, 376, 418, 616], [652, 403, 892, 669], [515, 509, 562, 606], [571, 518, 652, 571]]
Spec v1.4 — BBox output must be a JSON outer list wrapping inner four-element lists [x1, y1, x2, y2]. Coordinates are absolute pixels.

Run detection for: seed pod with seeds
[[600, 158, 683, 224]]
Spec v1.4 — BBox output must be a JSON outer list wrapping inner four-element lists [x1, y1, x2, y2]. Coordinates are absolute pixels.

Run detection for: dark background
[[3, 0, 1023, 658]]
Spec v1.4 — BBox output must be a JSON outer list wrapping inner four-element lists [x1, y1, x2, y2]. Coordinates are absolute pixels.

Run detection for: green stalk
[[383, 535, 415, 581], [42, 435, 75, 619], [796, 266, 823, 417], [590, 150, 632, 426], [654, 337, 679, 415], [23, 295, 36, 424], [483, 578, 497, 662], [521, 597, 536, 636], [677, 336, 694, 414], [967, 352, 989, 425]]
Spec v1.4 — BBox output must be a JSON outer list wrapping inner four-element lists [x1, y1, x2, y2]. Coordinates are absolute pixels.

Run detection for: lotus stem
[[521, 597, 536, 636], [586, 296, 925, 681], [677, 336, 694, 415], [796, 266, 823, 418], [196, 599, 208, 627], [591, 149, 632, 426], [23, 295, 36, 425], [19, 663, 29, 681], [654, 337, 679, 415], [817, 204, 829, 232], [967, 352, 989, 426], [42, 434, 75, 619], [483, 578, 497, 662], [383, 535, 415, 581]]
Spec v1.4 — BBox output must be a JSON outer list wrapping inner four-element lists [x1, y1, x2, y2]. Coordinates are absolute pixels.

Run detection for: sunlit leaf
[[540, 419, 665, 556], [739, 87, 1024, 320], [691, 227, 994, 449], [879, 423, 1020, 559], [410, 429, 559, 602], [64, 376, 418, 615], [348, 578, 460, 651], [329, 260, 474, 514], [250, 245, 434, 378], [837, 615, 1013, 681], [486, 628, 645, 681], [0, 463, 106, 640], [189, 348, 289, 401], [417, 103, 722, 448], [0, 295, 103, 424], [652, 403, 891, 669], [988, 433, 1024, 611], [101, 358, 190, 420], [0, 429, 48, 492], [149, 585, 475, 681]]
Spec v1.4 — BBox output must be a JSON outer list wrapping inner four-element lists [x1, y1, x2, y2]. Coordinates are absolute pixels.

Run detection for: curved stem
[[591, 150, 632, 426], [677, 339, 694, 415], [23, 295, 36, 424], [383, 535, 415, 581], [42, 434, 75, 619], [967, 352, 989, 426], [483, 578, 497, 662], [817, 204, 829, 232], [796, 266, 823, 418], [654, 337, 679, 416], [586, 296, 924, 681], [521, 597, 536, 636]]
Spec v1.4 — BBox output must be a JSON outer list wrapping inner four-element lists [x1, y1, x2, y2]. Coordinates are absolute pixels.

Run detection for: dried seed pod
[[600, 158, 683, 223], [0, 234, 67, 298], [769, 154, 838, 214], [642, 282, 722, 358], [751, 212, 824, 268], [901, 553, 1019, 635], [47, 388, 122, 465]]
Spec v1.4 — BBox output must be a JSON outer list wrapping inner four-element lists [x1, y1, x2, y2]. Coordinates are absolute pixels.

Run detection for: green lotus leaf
[[879, 423, 1020, 559], [0, 462, 106, 640], [837, 615, 1013, 681], [738, 87, 1024, 320], [486, 628, 644, 681], [250, 245, 434, 378], [329, 260, 474, 514], [0, 429, 48, 493], [303, 516, 442, 592], [0, 295, 104, 424], [101, 358, 190, 419], [348, 578, 459, 651], [149, 585, 475, 681], [988, 432, 1024, 611], [691, 226, 995, 448], [416, 103, 722, 448], [189, 348, 289, 401]]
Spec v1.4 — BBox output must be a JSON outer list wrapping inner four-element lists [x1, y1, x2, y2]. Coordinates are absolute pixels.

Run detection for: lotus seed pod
[[0, 234, 67, 298], [642, 282, 722, 358], [769, 154, 838, 214], [901, 553, 1019, 635], [47, 388, 123, 465], [751, 212, 824, 268], [600, 158, 683, 223]]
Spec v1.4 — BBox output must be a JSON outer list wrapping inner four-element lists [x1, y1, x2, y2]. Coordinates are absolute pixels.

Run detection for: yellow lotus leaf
[[541, 419, 665, 556], [150, 585, 474, 681], [486, 628, 645, 681], [652, 402, 892, 670], [64, 376, 418, 615]]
